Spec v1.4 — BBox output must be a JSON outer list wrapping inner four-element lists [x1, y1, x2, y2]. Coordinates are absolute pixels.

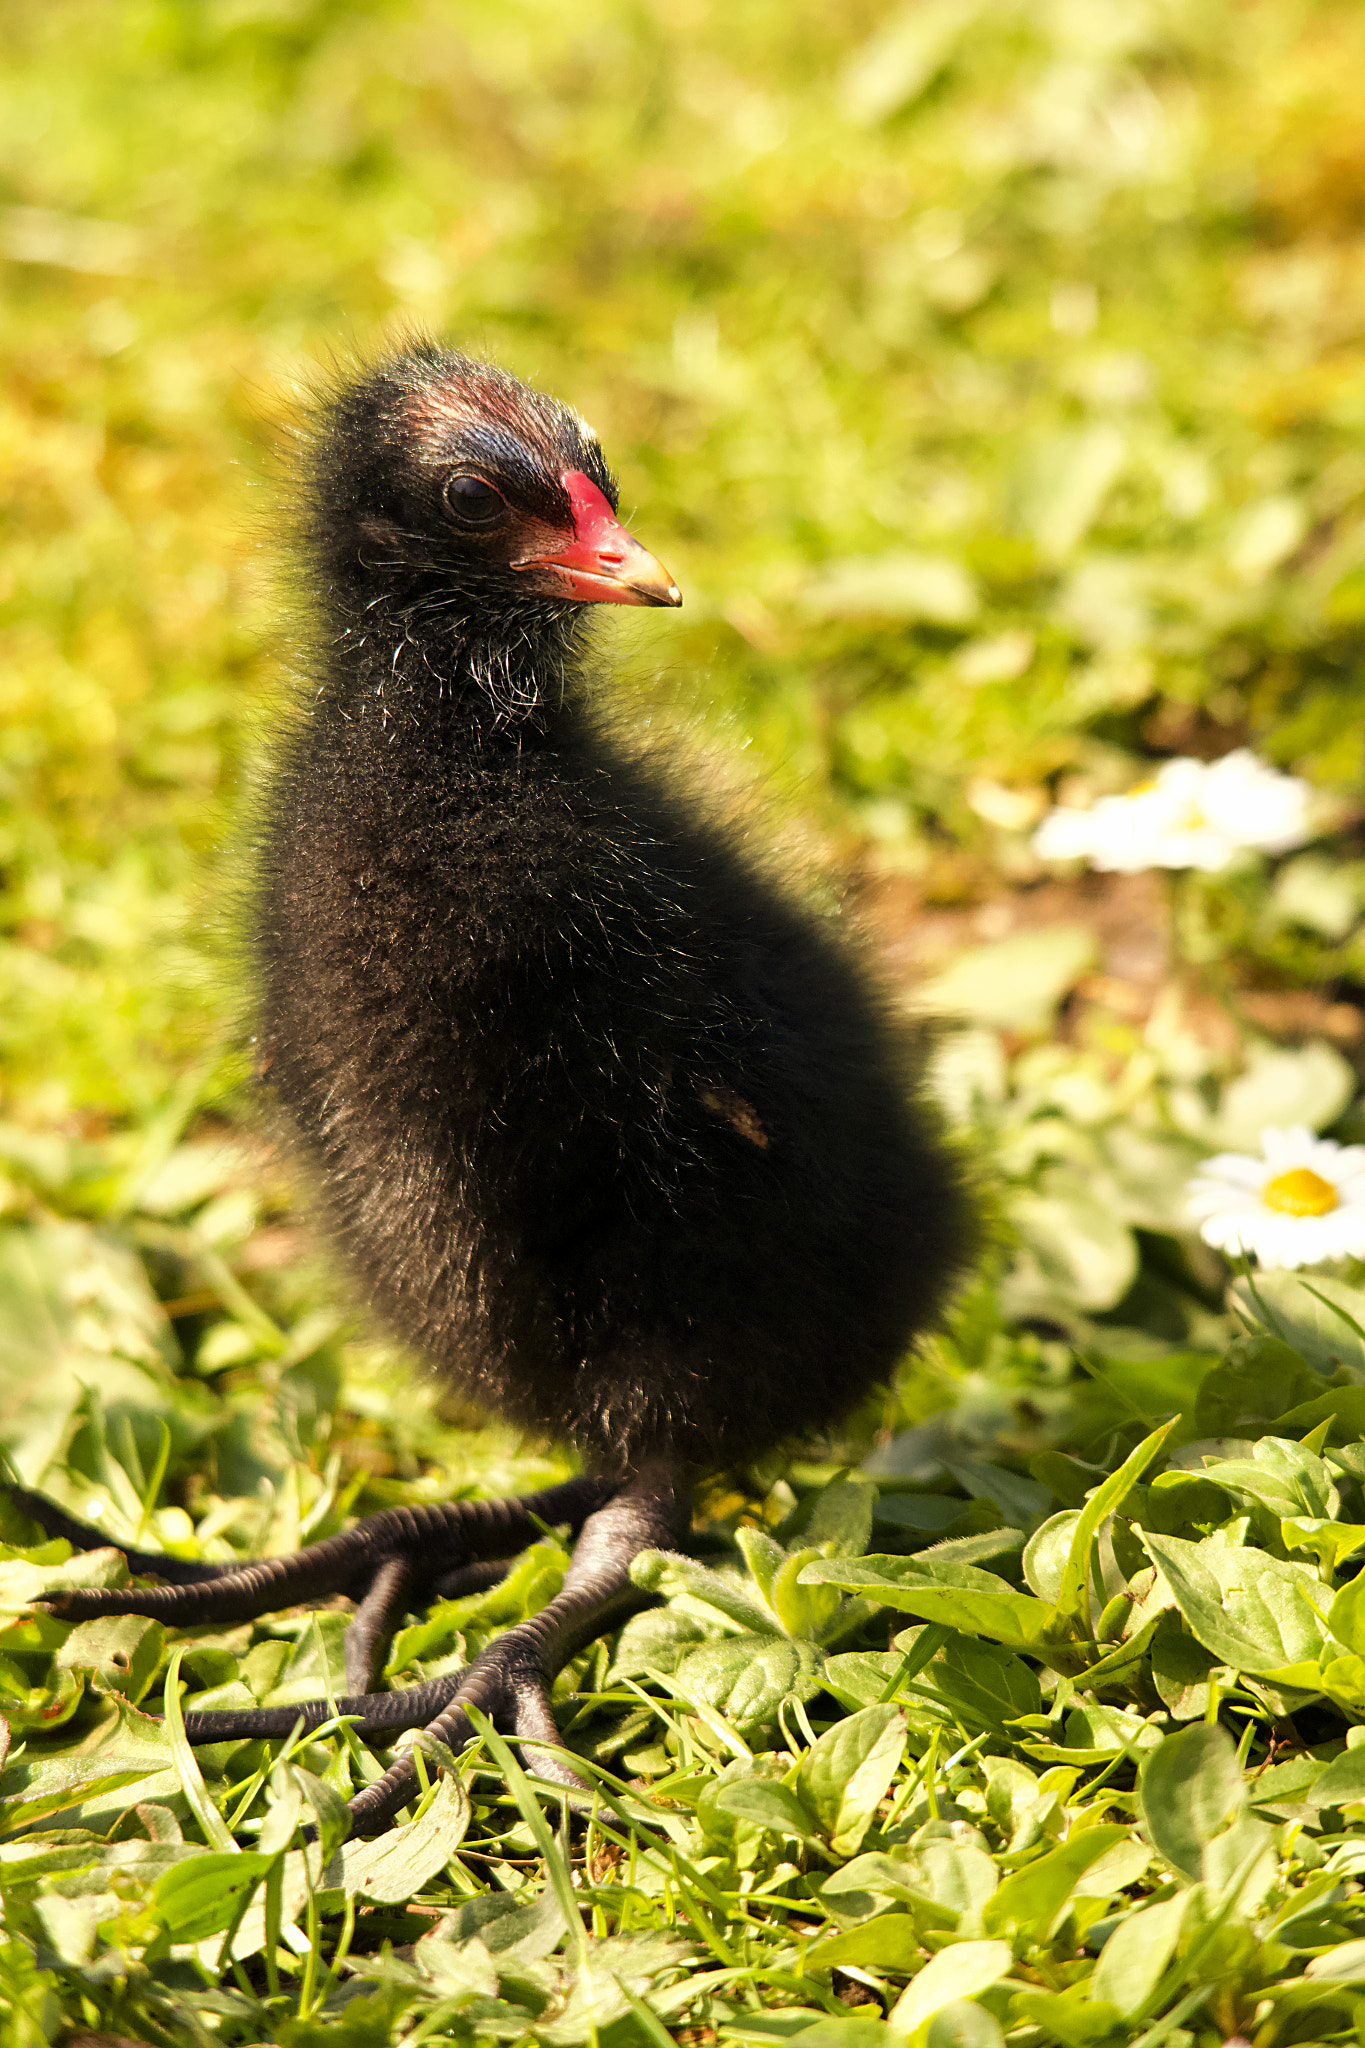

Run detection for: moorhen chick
[[9, 343, 974, 1833]]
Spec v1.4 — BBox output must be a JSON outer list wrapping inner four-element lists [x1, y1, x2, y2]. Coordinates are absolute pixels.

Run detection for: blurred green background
[[5, 0, 1365, 1145]]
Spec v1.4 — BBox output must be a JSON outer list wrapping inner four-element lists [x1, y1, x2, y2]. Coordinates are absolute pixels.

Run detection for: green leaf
[[608, 1606, 710, 1678], [803, 1478, 878, 1557], [150, 1849, 274, 1941], [810, 1915, 922, 1971], [1051, 1420, 1174, 1635], [735, 1524, 788, 1605], [1022, 1511, 1080, 1604], [907, 1633, 1042, 1734], [673, 1633, 825, 1734], [797, 1705, 905, 1855], [53, 1613, 166, 1705], [1280, 1515, 1365, 1573], [823, 1649, 906, 1710], [1141, 1531, 1326, 1674], [1209, 1042, 1355, 1149], [1308, 1746, 1365, 1812], [1232, 1271, 1365, 1379], [324, 1770, 470, 1906], [714, 1778, 820, 1841], [924, 2001, 1005, 2048], [1137, 1722, 1246, 1882], [631, 1550, 777, 1635], [770, 1545, 843, 1639], [1193, 1336, 1321, 1435], [1201, 1435, 1339, 1519], [800, 1557, 1058, 1653], [981, 1827, 1128, 1940], [1089, 1890, 1187, 2016], [1005, 1170, 1138, 1313], [886, 1940, 1013, 2038], [900, 1835, 1001, 1928], [873, 1495, 981, 1539]]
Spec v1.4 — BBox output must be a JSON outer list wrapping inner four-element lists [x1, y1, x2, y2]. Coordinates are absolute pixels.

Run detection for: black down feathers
[[256, 341, 975, 1472]]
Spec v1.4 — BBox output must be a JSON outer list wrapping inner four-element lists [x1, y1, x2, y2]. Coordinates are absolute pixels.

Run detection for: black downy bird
[[9, 344, 974, 1834]]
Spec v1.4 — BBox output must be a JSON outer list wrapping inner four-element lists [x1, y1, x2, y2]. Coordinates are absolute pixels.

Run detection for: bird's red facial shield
[[513, 471, 682, 608]]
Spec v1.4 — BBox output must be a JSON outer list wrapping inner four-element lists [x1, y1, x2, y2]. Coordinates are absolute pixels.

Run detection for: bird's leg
[[5, 1475, 611, 1696], [139, 1461, 687, 1834]]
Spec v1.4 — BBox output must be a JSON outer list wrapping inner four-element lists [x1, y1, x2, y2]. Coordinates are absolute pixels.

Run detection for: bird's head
[[307, 344, 682, 634]]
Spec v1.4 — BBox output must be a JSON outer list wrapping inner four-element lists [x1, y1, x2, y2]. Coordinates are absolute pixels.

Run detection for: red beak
[[513, 471, 682, 608]]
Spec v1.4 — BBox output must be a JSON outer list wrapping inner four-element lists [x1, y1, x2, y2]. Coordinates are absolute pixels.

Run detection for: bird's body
[[262, 667, 952, 1471], [12, 343, 975, 1832]]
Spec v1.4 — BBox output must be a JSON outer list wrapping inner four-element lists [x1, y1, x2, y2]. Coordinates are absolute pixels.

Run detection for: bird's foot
[[340, 1466, 688, 1832], [5, 1463, 688, 1834], [3, 1474, 610, 1694]]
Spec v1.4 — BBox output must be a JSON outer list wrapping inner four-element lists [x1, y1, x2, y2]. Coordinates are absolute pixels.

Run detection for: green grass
[[4, 1, 1365, 2042]]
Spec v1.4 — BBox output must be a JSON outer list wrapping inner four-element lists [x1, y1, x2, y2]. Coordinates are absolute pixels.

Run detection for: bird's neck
[[322, 589, 588, 747]]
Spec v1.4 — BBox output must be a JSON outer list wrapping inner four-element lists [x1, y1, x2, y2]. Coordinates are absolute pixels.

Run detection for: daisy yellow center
[[1261, 1167, 1338, 1217]]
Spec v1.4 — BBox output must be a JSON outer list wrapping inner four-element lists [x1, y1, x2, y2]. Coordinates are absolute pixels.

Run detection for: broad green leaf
[[1305, 1939, 1365, 1982], [734, 1524, 787, 1605], [873, 1494, 980, 1539], [823, 1649, 905, 1710], [1149, 1625, 1221, 1721], [1137, 1723, 1245, 1882], [1004, 1169, 1138, 1313], [1315, 1652, 1365, 1714], [900, 1834, 1000, 1928], [1328, 1571, 1365, 1653], [1193, 1336, 1320, 1436], [770, 1545, 843, 1639], [819, 1850, 927, 1921], [151, 1849, 274, 1941], [803, 1478, 877, 1557], [1232, 1271, 1365, 1380], [800, 1557, 1058, 1653], [53, 1614, 166, 1705], [886, 1939, 1013, 2037], [811, 1916, 922, 1971], [1280, 1516, 1365, 1573], [673, 1633, 825, 1733], [1306, 1746, 1365, 1811], [982, 1757, 1041, 1847], [982, 1826, 1128, 1940], [906, 1633, 1042, 1733], [921, 928, 1095, 1035], [924, 2001, 1006, 2048], [1209, 1042, 1355, 1149], [1202, 1811, 1279, 1908], [797, 1705, 905, 1855], [1142, 1531, 1325, 1673], [0, 1543, 130, 1607], [1010, 1985, 1122, 2046], [1022, 1512, 1080, 1605], [941, 1458, 1050, 1530], [1089, 1891, 1187, 2015], [631, 1550, 775, 1635], [327, 1771, 470, 1903], [714, 1778, 820, 1841], [788, 2024, 888, 2048], [608, 1606, 710, 1678], [1201, 1435, 1339, 1520]]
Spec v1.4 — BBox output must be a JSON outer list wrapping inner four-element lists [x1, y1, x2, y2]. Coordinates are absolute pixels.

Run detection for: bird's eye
[[441, 472, 508, 528]]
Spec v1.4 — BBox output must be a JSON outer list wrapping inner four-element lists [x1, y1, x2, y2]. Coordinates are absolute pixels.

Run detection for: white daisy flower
[[1033, 750, 1313, 874], [1186, 1125, 1365, 1270]]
